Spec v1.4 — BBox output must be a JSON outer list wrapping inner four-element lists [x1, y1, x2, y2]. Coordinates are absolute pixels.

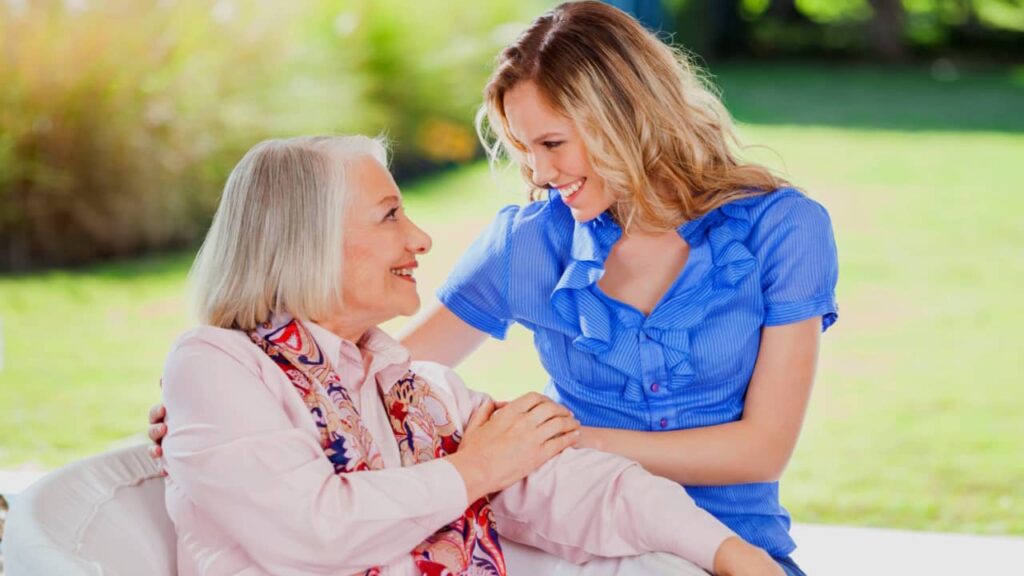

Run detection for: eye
[[542, 141, 563, 150], [384, 206, 399, 222]]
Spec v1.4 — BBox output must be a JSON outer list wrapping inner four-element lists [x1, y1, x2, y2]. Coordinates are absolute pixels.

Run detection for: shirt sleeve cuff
[[764, 293, 838, 332], [437, 287, 512, 340], [688, 521, 738, 573]]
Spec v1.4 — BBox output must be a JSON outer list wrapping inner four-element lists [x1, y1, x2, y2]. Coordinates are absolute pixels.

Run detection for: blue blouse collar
[[548, 193, 762, 399]]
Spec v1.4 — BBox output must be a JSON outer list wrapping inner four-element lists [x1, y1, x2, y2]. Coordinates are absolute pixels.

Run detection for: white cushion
[[2, 444, 175, 576]]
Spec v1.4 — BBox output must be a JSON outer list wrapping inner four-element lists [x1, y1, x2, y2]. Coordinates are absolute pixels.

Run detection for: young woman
[[158, 135, 780, 575], [399, 3, 838, 574]]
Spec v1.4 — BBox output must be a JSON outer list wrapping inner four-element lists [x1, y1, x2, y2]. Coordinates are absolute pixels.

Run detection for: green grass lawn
[[1, 63, 1022, 535]]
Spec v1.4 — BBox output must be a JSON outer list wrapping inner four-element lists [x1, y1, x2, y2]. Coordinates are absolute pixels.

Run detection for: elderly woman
[[160, 135, 780, 576]]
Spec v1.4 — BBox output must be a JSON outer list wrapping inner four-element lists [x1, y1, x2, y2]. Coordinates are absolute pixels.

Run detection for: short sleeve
[[437, 205, 519, 339], [754, 194, 839, 331]]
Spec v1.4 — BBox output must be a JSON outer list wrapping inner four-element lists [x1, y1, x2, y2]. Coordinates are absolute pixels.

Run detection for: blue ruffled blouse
[[438, 187, 839, 558]]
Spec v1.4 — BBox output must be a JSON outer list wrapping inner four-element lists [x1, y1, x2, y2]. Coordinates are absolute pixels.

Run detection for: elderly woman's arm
[[162, 337, 470, 576]]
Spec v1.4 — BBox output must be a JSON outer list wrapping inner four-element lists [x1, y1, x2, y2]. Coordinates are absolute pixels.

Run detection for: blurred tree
[[711, 0, 750, 56], [868, 0, 908, 59], [663, 0, 1022, 59], [768, 0, 801, 20]]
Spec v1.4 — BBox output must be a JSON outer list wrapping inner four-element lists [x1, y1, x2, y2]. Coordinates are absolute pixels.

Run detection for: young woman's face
[[503, 81, 616, 222], [340, 155, 431, 329]]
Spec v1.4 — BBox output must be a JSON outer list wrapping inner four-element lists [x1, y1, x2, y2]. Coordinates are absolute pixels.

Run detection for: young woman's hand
[[147, 402, 167, 459], [712, 536, 785, 576], [447, 392, 580, 502]]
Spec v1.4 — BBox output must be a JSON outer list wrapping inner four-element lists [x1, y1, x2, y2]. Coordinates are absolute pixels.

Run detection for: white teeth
[[390, 268, 414, 278], [557, 179, 584, 198]]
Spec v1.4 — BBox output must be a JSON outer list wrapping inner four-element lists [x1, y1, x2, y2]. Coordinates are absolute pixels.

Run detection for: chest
[[597, 232, 690, 315]]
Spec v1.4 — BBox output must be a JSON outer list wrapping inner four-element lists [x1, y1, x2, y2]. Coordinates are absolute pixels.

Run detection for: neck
[[315, 314, 371, 344]]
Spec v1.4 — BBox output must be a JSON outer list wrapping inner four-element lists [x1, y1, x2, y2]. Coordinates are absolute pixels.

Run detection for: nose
[[530, 151, 557, 189], [406, 217, 432, 255]]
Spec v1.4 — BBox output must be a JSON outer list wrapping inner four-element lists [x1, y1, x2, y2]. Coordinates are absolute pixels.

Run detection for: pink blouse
[[162, 322, 733, 575]]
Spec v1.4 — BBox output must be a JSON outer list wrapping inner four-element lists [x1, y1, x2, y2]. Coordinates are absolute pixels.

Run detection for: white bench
[[1, 445, 174, 575], [3, 446, 1022, 575]]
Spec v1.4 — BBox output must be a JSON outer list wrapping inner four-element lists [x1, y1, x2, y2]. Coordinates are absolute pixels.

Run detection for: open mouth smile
[[554, 178, 585, 205], [389, 262, 417, 283]]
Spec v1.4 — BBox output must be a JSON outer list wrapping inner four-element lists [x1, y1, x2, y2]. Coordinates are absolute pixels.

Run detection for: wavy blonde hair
[[190, 135, 388, 330], [477, 0, 786, 231]]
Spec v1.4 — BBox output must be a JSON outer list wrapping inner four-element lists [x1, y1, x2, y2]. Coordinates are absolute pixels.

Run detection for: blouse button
[[659, 418, 668, 429], [650, 382, 660, 393]]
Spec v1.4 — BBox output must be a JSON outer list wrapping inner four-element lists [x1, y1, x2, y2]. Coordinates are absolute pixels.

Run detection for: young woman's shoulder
[[740, 187, 835, 252], [495, 194, 573, 237], [463, 195, 575, 269], [747, 187, 832, 229]]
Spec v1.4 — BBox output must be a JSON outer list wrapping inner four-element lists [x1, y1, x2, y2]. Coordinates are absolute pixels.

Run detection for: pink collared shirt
[[162, 322, 733, 576]]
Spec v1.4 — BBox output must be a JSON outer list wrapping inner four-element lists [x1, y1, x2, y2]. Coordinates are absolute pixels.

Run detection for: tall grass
[[0, 1, 286, 268]]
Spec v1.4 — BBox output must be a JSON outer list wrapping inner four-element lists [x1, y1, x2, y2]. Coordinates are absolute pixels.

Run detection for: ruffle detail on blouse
[[549, 211, 622, 355], [549, 197, 762, 402]]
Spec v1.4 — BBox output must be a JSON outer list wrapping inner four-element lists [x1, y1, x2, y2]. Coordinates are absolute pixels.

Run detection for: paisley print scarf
[[248, 315, 506, 576]]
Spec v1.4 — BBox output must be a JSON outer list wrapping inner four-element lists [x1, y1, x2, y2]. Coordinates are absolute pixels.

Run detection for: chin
[[568, 205, 603, 223], [399, 298, 422, 317]]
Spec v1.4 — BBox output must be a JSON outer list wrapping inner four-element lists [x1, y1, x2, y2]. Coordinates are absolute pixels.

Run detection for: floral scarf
[[248, 316, 506, 576]]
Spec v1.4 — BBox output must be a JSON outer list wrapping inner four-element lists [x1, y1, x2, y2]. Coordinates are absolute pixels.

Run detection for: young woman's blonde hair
[[190, 135, 388, 330], [477, 0, 786, 231]]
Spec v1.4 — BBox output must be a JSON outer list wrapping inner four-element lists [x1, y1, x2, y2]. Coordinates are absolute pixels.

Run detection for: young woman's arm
[[579, 317, 822, 485], [398, 300, 489, 367], [398, 303, 821, 485]]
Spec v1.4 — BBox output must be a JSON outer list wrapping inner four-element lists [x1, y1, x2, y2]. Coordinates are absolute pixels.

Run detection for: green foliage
[[0, 0, 548, 270], [796, 0, 874, 24], [700, 0, 1024, 58], [298, 0, 546, 177], [0, 1, 296, 269]]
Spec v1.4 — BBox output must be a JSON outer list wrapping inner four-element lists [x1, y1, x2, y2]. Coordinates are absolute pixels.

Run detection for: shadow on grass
[[712, 62, 1024, 134]]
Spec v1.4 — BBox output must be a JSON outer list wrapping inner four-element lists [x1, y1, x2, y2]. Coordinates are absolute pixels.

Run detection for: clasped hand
[[447, 392, 580, 503]]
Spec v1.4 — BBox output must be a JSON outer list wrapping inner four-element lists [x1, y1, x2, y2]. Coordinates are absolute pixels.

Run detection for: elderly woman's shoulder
[[408, 360, 464, 390], [165, 325, 265, 377]]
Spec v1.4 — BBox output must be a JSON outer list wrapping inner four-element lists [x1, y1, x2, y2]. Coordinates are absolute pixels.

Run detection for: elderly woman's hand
[[447, 392, 580, 503]]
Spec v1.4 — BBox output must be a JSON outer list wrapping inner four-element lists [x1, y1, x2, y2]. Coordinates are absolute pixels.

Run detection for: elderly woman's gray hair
[[190, 135, 388, 330]]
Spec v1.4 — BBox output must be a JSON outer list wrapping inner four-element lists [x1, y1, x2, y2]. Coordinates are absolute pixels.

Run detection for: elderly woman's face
[[341, 156, 431, 327]]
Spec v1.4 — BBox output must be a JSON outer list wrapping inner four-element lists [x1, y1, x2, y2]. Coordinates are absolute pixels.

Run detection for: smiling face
[[334, 155, 431, 335], [502, 80, 616, 223]]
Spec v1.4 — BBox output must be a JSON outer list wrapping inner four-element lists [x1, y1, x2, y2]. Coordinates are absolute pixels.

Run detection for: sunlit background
[[1, 0, 1022, 548]]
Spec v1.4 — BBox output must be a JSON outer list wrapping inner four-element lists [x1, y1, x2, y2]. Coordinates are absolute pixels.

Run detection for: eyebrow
[[531, 132, 565, 144], [378, 195, 401, 206]]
